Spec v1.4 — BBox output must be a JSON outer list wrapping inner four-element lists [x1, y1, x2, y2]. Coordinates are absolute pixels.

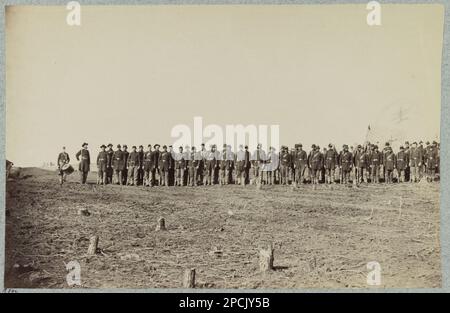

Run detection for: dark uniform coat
[[396, 151, 408, 170], [324, 149, 338, 169], [112, 150, 124, 170], [339, 151, 353, 172], [383, 152, 396, 171], [143, 151, 153, 171], [75, 149, 90, 172], [294, 150, 308, 168], [159, 151, 171, 170], [410, 147, 423, 167], [97, 151, 108, 171], [127, 151, 140, 167], [308, 150, 323, 170]]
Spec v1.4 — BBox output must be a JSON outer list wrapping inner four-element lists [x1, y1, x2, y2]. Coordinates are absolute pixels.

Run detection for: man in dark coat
[[75, 142, 90, 184], [112, 144, 124, 185], [354, 144, 369, 184], [308, 145, 323, 185], [426, 141, 439, 182], [127, 146, 140, 186], [57, 146, 70, 185], [143, 144, 153, 186], [137, 145, 145, 185], [151, 144, 161, 186], [96, 145, 108, 185], [158, 145, 171, 186], [293, 144, 308, 186], [121, 145, 129, 185], [279, 146, 291, 185], [409, 142, 422, 183], [339, 145, 353, 184], [383, 147, 396, 184], [396, 146, 409, 182], [188, 146, 199, 187], [324, 144, 338, 184], [106, 143, 114, 184], [369, 145, 382, 183], [175, 146, 187, 186]]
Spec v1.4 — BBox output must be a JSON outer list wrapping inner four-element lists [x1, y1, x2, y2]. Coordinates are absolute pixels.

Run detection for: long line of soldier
[[56, 140, 440, 186]]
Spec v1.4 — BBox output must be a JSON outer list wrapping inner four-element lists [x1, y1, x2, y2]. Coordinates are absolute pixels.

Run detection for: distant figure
[[57, 146, 70, 185], [75, 143, 90, 184]]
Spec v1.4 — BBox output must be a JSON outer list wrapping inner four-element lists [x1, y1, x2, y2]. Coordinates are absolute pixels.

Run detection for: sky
[[5, 4, 444, 166]]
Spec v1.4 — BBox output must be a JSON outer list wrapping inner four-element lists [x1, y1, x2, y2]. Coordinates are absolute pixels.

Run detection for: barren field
[[4, 167, 441, 289]]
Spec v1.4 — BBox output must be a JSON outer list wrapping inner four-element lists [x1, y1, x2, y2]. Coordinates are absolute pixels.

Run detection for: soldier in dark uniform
[[308, 145, 323, 185], [75, 142, 90, 184], [383, 147, 396, 184], [289, 148, 296, 184], [219, 145, 228, 185], [205, 144, 219, 185], [121, 145, 129, 185], [96, 145, 108, 185], [251, 144, 265, 185], [404, 141, 411, 182], [158, 145, 170, 186], [188, 146, 199, 187], [417, 141, 425, 180], [106, 143, 114, 184], [426, 141, 439, 182], [354, 144, 369, 184], [143, 144, 153, 186], [168, 145, 176, 186], [279, 146, 291, 185], [151, 144, 161, 186], [396, 146, 409, 183], [175, 146, 186, 186], [235, 145, 246, 185], [137, 145, 144, 185], [293, 144, 307, 186], [198, 143, 207, 185], [127, 146, 140, 186], [112, 144, 124, 185], [409, 142, 422, 183], [339, 145, 353, 184], [369, 145, 382, 183], [324, 144, 338, 184], [244, 145, 251, 185], [57, 146, 70, 185]]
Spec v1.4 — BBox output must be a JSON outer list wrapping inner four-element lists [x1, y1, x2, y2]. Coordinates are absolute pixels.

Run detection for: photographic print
[[3, 3, 444, 290]]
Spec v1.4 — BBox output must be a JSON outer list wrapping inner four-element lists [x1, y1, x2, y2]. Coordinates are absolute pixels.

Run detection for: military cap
[[139, 145, 143, 148], [154, 144, 160, 148], [100, 144, 106, 148], [298, 144, 302, 148], [82, 142, 88, 147], [123, 144, 128, 148], [148, 144, 152, 147], [343, 144, 349, 149], [107, 143, 113, 147], [162, 145, 167, 149], [419, 141, 423, 144], [191, 146, 196, 150], [412, 142, 417, 145], [374, 145, 379, 149], [117, 144, 121, 148], [311, 144, 316, 148], [426, 141, 430, 145], [405, 141, 409, 145], [385, 142, 390, 146], [245, 145, 248, 149], [432, 141, 437, 145], [201, 143, 205, 146], [400, 146, 404, 149], [169, 145, 173, 148], [328, 143, 333, 148], [132, 146, 137, 149]]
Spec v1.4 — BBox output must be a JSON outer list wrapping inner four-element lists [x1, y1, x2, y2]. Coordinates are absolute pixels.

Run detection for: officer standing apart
[[75, 142, 90, 184]]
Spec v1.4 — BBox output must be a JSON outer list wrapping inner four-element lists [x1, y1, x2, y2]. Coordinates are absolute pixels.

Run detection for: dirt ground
[[4, 167, 441, 289]]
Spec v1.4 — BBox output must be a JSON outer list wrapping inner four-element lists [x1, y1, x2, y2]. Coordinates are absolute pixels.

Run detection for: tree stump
[[87, 235, 99, 255], [156, 217, 166, 231], [183, 268, 196, 288], [259, 244, 274, 272]]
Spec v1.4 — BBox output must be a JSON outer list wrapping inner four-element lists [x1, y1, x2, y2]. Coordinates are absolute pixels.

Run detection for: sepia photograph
[[3, 2, 444, 291]]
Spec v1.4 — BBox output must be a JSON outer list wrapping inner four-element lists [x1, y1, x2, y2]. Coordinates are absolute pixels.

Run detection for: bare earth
[[5, 167, 441, 289]]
